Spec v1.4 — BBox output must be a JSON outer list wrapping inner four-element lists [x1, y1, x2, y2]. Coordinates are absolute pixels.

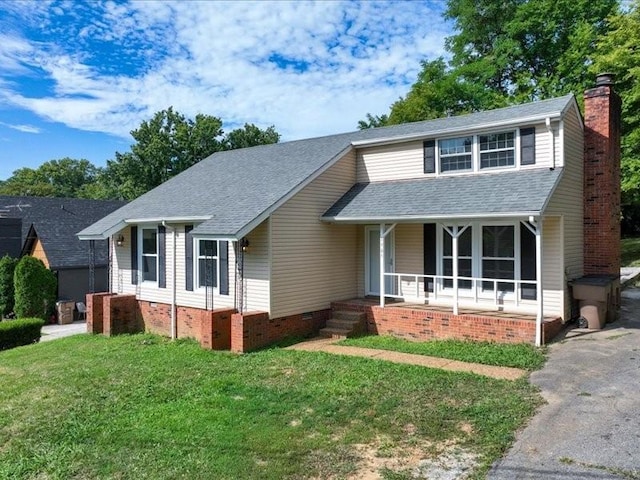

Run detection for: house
[[78, 74, 620, 351], [0, 196, 125, 308]]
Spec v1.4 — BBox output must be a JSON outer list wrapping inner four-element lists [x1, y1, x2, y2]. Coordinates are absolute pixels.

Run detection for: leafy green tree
[[592, 1, 640, 228], [0, 255, 18, 317], [14, 257, 57, 321], [224, 123, 280, 150], [357, 113, 389, 130], [103, 108, 280, 200], [0, 158, 98, 198]]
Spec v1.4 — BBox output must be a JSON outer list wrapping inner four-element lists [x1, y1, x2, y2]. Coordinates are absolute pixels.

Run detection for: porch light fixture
[[240, 238, 250, 253], [116, 234, 125, 247]]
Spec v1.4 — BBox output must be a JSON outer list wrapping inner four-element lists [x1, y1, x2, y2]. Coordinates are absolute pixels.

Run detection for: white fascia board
[[77, 221, 127, 240], [350, 113, 564, 148], [190, 233, 239, 241], [233, 145, 355, 240], [322, 212, 542, 223], [124, 216, 212, 224]]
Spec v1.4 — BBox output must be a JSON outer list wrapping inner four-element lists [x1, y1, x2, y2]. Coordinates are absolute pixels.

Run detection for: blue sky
[[0, 0, 451, 180]]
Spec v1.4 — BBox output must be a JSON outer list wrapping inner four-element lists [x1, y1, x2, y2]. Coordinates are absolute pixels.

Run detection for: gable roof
[[78, 94, 577, 240], [322, 168, 563, 222], [0, 196, 125, 269]]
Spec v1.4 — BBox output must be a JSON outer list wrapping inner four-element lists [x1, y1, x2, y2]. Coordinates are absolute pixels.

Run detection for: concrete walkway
[[288, 337, 527, 381], [40, 321, 86, 342], [488, 287, 640, 479]]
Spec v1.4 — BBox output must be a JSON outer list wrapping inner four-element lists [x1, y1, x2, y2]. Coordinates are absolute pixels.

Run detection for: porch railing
[[383, 272, 538, 310]]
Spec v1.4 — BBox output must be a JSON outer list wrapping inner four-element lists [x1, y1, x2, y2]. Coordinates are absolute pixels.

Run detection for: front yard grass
[[0, 334, 542, 479], [621, 236, 640, 267], [339, 336, 547, 371]]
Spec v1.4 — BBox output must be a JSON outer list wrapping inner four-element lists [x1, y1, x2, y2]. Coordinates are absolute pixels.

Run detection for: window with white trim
[[141, 227, 158, 282], [197, 240, 218, 289], [481, 225, 515, 291], [442, 226, 472, 289], [439, 136, 473, 172], [479, 131, 515, 169]]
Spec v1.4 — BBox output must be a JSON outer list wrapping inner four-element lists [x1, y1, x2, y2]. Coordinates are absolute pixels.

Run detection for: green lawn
[[0, 334, 542, 479], [622, 237, 640, 267], [339, 336, 547, 371]]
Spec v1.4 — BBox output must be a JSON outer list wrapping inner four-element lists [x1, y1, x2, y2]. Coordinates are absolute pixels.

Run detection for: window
[[141, 227, 158, 282], [197, 240, 218, 289], [442, 226, 472, 289], [439, 136, 472, 172], [479, 131, 515, 169], [482, 225, 515, 292]]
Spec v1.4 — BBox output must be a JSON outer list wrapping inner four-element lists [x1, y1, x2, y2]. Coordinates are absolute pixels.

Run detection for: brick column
[[86, 292, 115, 334], [583, 73, 622, 276]]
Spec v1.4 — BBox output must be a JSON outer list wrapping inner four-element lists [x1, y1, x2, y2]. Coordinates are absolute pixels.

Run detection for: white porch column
[[379, 223, 397, 308], [452, 227, 459, 315], [535, 218, 544, 347]]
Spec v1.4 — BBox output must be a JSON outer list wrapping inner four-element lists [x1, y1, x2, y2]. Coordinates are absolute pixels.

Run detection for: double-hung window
[[197, 240, 218, 289], [439, 136, 473, 172], [141, 227, 158, 282], [479, 131, 515, 169]]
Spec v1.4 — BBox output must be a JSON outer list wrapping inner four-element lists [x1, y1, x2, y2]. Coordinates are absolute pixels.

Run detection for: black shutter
[[130, 226, 138, 285], [520, 127, 536, 165], [219, 241, 229, 296], [158, 225, 166, 288], [423, 223, 436, 292], [424, 140, 436, 173], [185, 225, 194, 291]]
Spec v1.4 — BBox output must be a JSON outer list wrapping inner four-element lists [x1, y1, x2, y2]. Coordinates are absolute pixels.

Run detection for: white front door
[[366, 226, 395, 296]]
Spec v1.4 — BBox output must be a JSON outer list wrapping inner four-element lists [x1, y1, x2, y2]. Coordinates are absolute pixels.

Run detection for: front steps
[[319, 310, 367, 339]]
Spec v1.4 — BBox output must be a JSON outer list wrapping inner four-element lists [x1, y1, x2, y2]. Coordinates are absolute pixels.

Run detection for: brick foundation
[[86, 293, 234, 350], [231, 309, 330, 353], [332, 300, 562, 345]]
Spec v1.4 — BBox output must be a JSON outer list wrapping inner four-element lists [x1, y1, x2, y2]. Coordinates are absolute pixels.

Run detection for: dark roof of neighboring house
[[0, 196, 125, 269], [78, 94, 578, 240], [322, 168, 563, 222]]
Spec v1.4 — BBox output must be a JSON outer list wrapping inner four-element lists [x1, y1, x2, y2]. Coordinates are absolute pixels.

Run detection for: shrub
[[0, 255, 18, 317], [0, 318, 44, 350], [14, 257, 57, 321]]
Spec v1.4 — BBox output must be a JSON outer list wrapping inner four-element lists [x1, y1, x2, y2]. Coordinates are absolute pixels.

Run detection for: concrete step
[[325, 318, 362, 330], [333, 310, 367, 322], [318, 326, 352, 339]]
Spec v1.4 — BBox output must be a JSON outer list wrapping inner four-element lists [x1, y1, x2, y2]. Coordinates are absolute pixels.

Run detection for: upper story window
[[424, 127, 534, 175], [141, 227, 158, 282], [479, 132, 515, 169], [439, 137, 473, 172], [197, 239, 218, 289]]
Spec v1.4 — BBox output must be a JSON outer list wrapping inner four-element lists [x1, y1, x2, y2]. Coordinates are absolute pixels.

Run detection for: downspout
[[163, 220, 177, 340], [546, 117, 555, 170]]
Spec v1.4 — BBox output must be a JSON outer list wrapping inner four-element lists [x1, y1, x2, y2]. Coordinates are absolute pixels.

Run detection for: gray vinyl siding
[[546, 103, 584, 320], [270, 150, 357, 319], [356, 124, 557, 182]]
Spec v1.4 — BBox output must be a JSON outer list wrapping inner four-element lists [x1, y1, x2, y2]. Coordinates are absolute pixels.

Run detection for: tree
[[103, 109, 280, 200], [0, 255, 18, 317], [224, 123, 280, 150], [0, 158, 98, 198], [592, 1, 640, 231], [14, 256, 57, 321], [359, 0, 619, 127]]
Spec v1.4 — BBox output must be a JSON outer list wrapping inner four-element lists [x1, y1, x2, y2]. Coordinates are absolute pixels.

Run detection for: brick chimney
[[583, 73, 622, 276]]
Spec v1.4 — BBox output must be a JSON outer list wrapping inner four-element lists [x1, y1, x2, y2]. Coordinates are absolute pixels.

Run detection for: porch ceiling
[[322, 168, 562, 223]]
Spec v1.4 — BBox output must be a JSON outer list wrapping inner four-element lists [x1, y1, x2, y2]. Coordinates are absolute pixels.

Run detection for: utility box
[[570, 275, 619, 329], [56, 300, 75, 325]]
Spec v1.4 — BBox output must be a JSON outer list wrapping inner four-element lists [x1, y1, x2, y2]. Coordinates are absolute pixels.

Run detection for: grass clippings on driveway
[[339, 335, 547, 371], [0, 334, 542, 479]]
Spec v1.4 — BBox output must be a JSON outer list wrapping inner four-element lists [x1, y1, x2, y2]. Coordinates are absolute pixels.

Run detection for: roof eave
[[350, 112, 565, 148], [322, 211, 545, 224]]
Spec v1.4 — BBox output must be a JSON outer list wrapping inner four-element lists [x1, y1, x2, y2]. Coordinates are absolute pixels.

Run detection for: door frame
[[364, 225, 395, 296]]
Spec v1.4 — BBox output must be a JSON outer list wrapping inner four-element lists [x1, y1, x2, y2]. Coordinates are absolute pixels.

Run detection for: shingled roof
[[0, 196, 125, 269], [78, 94, 577, 240]]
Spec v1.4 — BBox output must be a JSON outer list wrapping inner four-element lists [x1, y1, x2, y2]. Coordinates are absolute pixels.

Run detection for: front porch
[[332, 298, 563, 345]]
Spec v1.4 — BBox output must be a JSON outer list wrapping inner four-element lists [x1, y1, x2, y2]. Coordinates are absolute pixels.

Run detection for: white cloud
[[0, 121, 41, 133], [0, 0, 452, 142]]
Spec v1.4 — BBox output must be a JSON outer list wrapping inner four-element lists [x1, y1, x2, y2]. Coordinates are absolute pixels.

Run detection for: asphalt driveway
[[488, 287, 640, 479]]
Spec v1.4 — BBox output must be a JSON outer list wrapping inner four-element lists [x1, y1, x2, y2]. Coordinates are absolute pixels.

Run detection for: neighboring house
[[0, 196, 125, 306], [79, 75, 620, 351]]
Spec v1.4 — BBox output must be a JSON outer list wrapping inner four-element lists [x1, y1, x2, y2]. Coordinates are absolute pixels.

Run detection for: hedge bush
[[0, 318, 44, 350], [14, 257, 57, 321], [0, 255, 18, 317]]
